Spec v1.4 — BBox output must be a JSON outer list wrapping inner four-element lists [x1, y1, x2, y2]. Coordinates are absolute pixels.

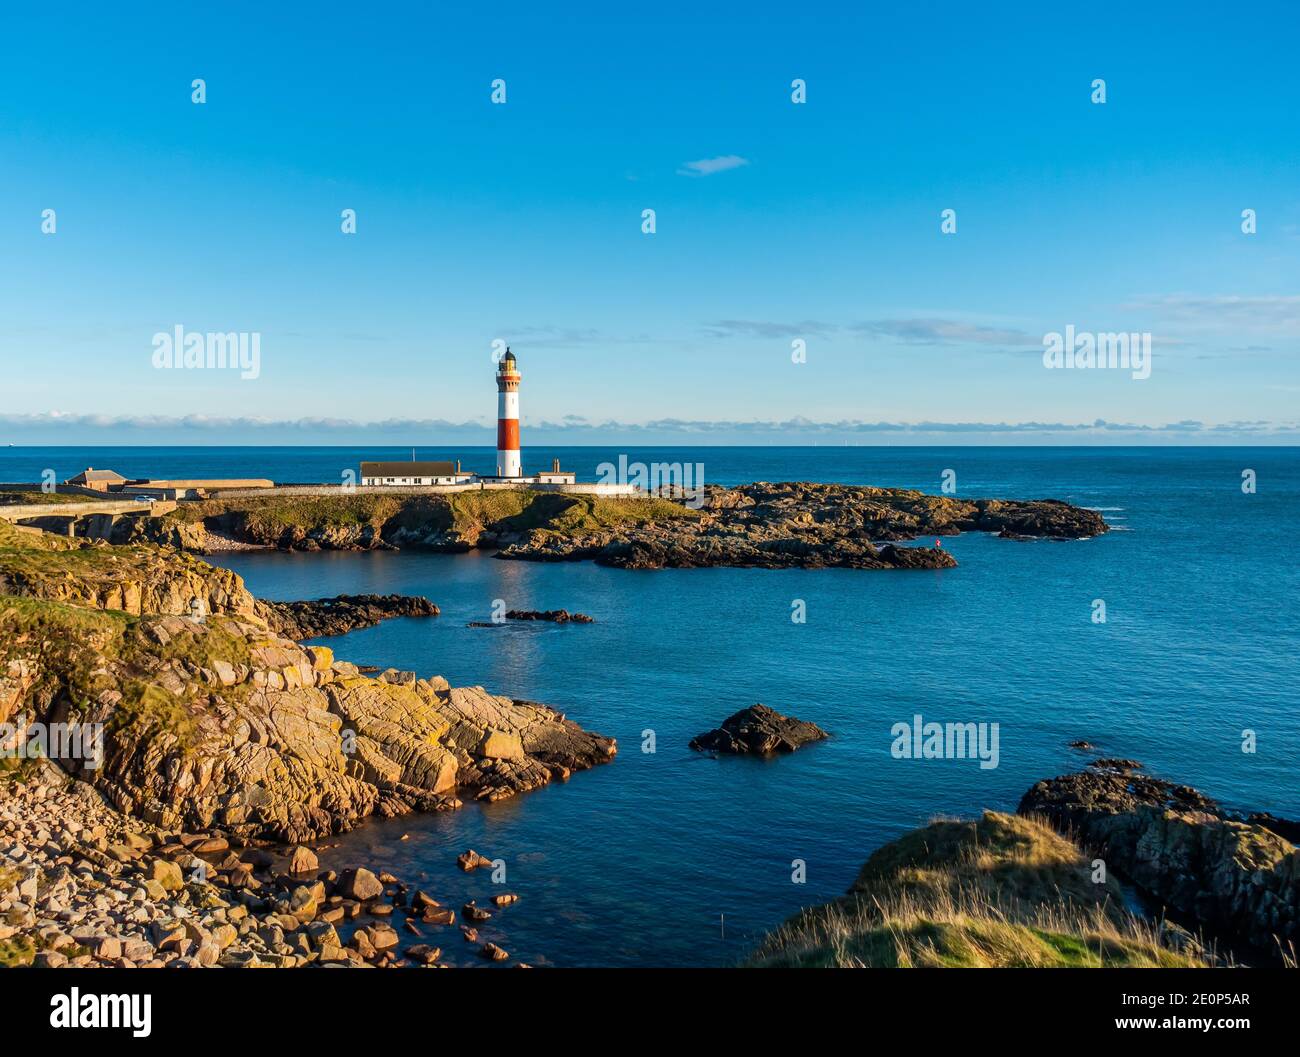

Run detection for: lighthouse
[[496, 348, 522, 477]]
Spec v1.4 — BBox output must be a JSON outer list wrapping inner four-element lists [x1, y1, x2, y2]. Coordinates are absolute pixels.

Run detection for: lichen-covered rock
[[46, 619, 616, 841], [1018, 768, 1299, 957]]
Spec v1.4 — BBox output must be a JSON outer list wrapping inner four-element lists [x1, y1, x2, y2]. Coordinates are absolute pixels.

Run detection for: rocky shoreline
[[0, 761, 527, 968], [0, 517, 620, 968], [7, 505, 1285, 971], [68, 482, 1108, 571]]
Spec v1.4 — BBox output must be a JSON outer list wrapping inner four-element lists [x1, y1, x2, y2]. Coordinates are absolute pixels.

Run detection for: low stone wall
[[514, 482, 638, 496], [204, 482, 639, 499], [0, 499, 174, 522]]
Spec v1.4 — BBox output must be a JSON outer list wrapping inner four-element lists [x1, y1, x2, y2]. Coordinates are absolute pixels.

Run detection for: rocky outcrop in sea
[[256, 593, 440, 639], [503, 609, 594, 623], [690, 704, 829, 755]]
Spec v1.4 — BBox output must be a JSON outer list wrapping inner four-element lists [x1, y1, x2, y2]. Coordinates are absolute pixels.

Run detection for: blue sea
[[3, 446, 1297, 967]]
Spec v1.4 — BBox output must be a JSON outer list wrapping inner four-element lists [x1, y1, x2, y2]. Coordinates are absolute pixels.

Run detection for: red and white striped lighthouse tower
[[496, 348, 522, 477]]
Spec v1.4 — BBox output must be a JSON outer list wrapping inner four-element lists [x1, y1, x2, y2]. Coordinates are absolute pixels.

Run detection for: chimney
[[456, 460, 461, 474], [553, 457, 560, 472]]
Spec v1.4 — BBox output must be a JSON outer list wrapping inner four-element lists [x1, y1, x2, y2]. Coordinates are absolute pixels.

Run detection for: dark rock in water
[[1018, 768, 1299, 958], [1067, 739, 1096, 750], [257, 593, 439, 639], [505, 609, 594, 623], [1088, 758, 1143, 771], [469, 610, 595, 626], [690, 703, 828, 755]]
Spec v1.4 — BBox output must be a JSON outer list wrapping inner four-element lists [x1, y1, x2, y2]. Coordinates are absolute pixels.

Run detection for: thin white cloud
[[1124, 294, 1300, 332], [702, 317, 1037, 346], [677, 155, 750, 177], [850, 319, 1038, 346], [703, 319, 836, 339]]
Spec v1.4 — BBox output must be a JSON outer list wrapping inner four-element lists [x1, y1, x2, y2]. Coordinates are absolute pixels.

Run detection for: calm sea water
[[4, 446, 1298, 966]]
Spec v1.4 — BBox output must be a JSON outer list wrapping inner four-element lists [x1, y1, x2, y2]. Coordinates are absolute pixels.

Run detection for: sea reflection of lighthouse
[[496, 348, 522, 478]]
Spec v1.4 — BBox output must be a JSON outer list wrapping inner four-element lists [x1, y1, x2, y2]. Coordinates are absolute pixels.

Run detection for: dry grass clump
[[748, 812, 1212, 968]]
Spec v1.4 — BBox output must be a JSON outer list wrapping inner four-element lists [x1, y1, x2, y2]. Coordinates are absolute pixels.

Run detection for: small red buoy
[[935, 538, 942, 548]]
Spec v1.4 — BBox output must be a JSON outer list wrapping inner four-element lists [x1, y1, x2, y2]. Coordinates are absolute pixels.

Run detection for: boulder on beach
[[689, 703, 828, 756], [337, 867, 384, 902]]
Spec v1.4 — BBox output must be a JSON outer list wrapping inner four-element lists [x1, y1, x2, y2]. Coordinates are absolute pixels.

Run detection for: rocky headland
[[0, 521, 615, 845], [67, 483, 1107, 571]]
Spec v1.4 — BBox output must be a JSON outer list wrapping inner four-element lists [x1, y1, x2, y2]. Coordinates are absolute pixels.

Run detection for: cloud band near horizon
[[2, 411, 1297, 440]]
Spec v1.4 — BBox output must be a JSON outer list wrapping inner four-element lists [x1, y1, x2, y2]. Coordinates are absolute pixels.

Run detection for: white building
[[359, 460, 476, 486]]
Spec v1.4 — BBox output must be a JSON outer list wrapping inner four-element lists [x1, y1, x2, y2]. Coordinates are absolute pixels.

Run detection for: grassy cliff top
[[748, 812, 1208, 968], [0, 490, 91, 505], [0, 519, 240, 595], [167, 489, 700, 536]]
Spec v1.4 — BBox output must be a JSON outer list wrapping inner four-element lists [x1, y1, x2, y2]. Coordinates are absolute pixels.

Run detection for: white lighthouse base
[[497, 450, 521, 477]]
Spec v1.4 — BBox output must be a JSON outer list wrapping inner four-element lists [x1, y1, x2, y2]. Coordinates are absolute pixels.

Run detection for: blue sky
[[1, 1, 1297, 444]]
